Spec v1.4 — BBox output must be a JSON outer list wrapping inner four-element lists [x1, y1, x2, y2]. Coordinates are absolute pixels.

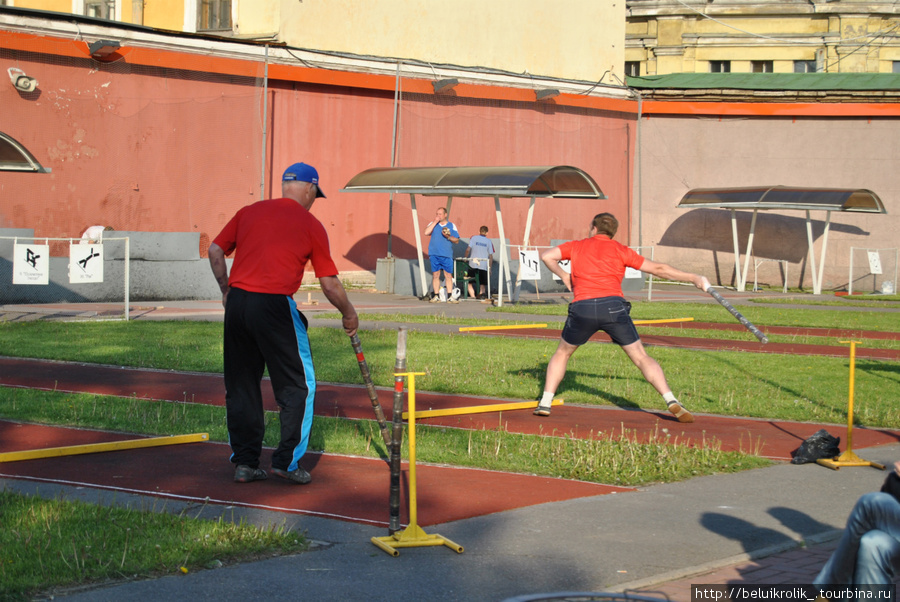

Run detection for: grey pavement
[[2, 285, 898, 601]]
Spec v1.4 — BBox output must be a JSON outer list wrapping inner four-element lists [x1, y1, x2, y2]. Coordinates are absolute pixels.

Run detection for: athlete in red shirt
[[208, 162, 358, 485], [534, 212, 710, 422]]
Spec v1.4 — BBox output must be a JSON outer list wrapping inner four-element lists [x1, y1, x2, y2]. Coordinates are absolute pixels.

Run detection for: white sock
[[663, 391, 677, 404], [540, 391, 555, 406]]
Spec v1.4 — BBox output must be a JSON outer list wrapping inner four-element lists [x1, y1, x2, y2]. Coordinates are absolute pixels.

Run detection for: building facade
[[9, 0, 626, 84], [1, 4, 898, 296], [626, 0, 900, 76]]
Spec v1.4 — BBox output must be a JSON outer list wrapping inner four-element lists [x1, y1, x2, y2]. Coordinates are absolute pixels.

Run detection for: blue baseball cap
[[282, 162, 326, 198]]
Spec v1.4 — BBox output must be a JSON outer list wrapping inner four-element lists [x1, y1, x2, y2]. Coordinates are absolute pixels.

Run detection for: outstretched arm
[[319, 275, 359, 337], [639, 259, 710, 291]]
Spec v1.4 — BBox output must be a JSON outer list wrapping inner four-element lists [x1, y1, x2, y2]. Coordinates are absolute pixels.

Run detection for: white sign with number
[[625, 267, 643, 280], [13, 242, 49, 285], [70, 242, 104, 283], [518, 250, 541, 281], [551, 259, 571, 281], [867, 251, 883, 275]]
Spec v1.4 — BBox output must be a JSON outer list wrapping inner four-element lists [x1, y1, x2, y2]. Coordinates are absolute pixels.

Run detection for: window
[[625, 62, 640, 77], [751, 61, 773, 73], [84, 0, 115, 20], [710, 61, 731, 73], [794, 60, 817, 73], [893, 61, 900, 74], [199, 0, 232, 32]]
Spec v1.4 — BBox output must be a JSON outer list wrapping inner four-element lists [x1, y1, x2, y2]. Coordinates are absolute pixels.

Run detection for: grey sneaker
[[429, 295, 441, 303], [234, 464, 267, 483], [271, 466, 312, 485]]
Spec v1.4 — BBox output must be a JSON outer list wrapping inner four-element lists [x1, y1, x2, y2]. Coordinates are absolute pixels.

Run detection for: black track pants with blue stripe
[[223, 287, 315, 472]]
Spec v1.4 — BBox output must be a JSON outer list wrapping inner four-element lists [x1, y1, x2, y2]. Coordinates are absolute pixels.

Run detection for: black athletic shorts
[[561, 296, 640, 347]]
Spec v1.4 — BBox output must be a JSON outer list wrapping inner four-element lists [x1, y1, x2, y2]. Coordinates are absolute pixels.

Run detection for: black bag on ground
[[791, 429, 841, 464]]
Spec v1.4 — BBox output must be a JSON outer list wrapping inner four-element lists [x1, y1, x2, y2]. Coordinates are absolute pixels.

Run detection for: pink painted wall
[[1, 46, 266, 255], [0, 36, 636, 276]]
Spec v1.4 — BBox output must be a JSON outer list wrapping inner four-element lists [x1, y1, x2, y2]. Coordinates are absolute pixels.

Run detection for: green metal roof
[[627, 73, 900, 91]]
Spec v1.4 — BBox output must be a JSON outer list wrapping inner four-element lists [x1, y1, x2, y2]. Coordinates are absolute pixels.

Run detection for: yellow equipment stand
[[403, 398, 563, 420], [372, 372, 464, 557], [817, 341, 885, 471], [0, 433, 210, 463]]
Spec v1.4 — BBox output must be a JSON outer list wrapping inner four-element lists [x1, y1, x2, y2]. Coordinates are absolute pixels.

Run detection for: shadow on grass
[[511, 365, 642, 410]]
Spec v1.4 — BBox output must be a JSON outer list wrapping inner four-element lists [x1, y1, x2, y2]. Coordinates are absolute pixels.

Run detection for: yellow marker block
[[459, 323, 547, 332], [404, 399, 563, 420], [633, 317, 694, 325], [0, 433, 210, 463]]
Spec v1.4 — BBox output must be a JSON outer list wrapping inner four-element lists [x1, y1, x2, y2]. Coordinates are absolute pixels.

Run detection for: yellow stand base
[[817, 450, 885, 471], [371, 524, 464, 557]]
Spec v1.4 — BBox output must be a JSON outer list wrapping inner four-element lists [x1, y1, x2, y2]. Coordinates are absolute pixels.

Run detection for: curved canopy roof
[[0, 131, 49, 173], [678, 186, 885, 213], [341, 165, 605, 199]]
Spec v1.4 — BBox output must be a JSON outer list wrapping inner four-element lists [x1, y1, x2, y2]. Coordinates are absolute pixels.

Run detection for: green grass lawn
[[0, 304, 897, 600]]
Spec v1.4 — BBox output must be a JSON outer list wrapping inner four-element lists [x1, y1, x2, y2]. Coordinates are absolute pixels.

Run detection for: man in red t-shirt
[[534, 212, 710, 422], [208, 162, 358, 485]]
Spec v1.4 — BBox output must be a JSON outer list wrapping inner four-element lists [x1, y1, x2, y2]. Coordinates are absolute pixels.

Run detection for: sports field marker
[[459, 318, 692, 333], [459, 323, 547, 332], [0, 433, 209, 463], [633, 317, 694, 325], [403, 399, 563, 420]]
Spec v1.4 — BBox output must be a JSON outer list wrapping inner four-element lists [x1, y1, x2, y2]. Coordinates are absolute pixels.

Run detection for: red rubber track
[[1, 353, 898, 525]]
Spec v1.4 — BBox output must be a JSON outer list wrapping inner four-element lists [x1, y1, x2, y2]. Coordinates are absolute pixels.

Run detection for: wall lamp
[[8, 67, 38, 93], [89, 39, 121, 60], [432, 78, 459, 93], [535, 88, 560, 101]]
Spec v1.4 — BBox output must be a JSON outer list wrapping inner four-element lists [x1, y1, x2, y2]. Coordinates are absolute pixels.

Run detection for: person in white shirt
[[81, 225, 113, 243]]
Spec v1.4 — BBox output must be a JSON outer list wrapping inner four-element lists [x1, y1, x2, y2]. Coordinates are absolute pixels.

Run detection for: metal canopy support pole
[[730, 209, 742, 290], [738, 209, 758, 292], [815, 211, 832, 296], [805, 210, 819, 295], [387, 61, 401, 257], [513, 197, 536, 303], [410, 193, 428, 298], [124, 236, 130, 321], [494, 195, 512, 306], [259, 45, 268, 201]]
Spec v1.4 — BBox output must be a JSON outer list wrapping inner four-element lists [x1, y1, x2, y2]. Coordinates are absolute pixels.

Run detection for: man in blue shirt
[[424, 207, 459, 302]]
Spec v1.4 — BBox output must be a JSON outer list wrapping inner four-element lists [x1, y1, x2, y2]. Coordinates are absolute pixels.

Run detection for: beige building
[[626, 0, 900, 76], [9, 0, 626, 84]]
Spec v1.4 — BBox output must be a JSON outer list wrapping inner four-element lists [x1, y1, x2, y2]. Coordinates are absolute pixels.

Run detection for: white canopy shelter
[[342, 166, 606, 304], [678, 186, 886, 294]]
